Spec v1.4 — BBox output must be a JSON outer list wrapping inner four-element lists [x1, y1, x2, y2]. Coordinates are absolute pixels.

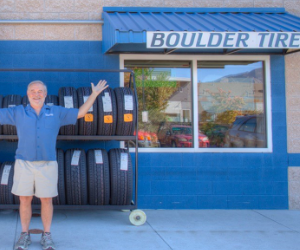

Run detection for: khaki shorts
[[12, 159, 58, 198]]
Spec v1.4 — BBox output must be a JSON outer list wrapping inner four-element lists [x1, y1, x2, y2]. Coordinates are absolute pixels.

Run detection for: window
[[198, 61, 267, 148], [124, 60, 193, 148], [121, 55, 271, 152]]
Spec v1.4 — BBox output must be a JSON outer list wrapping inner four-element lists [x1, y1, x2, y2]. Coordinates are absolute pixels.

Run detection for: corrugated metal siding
[[102, 8, 300, 52], [104, 10, 300, 32]]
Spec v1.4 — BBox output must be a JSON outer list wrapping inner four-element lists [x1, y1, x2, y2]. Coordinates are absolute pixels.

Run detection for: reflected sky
[[155, 61, 262, 82], [198, 62, 262, 82]]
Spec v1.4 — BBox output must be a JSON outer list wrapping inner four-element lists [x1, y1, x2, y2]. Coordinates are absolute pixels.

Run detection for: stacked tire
[[64, 148, 132, 205], [53, 148, 66, 205], [0, 95, 2, 135], [87, 149, 110, 205], [58, 87, 79, 135], [77, 87, 98, 135], [65, 149, 88, 205], [115, 88, 137, 136], [2, 95, 22, 136], [109, 148, 133, 205], [97, 88, 117, 136], [0, 86, 137, 137], [0, 162, 15, 204]]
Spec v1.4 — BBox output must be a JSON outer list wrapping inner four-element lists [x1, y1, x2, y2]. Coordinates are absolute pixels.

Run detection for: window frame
[[120, 54, 272, 153]]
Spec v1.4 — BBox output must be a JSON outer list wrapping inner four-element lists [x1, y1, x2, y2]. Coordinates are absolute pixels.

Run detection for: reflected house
[[163, 76, 192, 123]]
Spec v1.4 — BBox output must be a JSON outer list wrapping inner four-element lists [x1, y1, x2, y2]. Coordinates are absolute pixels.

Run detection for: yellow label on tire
[[104, 115, 113, 123], [84, 114, 93, 122], [124, 114, 133, 122]]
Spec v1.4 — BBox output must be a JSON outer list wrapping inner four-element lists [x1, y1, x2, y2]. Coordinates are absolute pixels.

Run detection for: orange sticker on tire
[[104, 115, 113, 123], [124, 114, 133, 122], [84, 114, 93, 122]]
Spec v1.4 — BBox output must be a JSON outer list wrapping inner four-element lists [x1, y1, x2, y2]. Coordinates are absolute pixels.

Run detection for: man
[[0, 80, 108, 250]]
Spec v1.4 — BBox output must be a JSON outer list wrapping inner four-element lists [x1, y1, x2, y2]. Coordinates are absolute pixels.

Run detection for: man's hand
[[77, 80, 109, 119], [91, 80, 109, 96]]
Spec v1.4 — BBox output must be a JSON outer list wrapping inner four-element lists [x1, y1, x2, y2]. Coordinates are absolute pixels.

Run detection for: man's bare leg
[[19, 196, 33, 232], [40, 198, 56, 249], [40, 198, 53, 233]]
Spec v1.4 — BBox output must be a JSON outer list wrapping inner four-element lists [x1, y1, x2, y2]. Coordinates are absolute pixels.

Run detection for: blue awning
[[102, 7, 300, 54]]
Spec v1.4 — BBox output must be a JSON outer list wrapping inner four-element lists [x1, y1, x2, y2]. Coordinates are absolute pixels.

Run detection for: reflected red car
[[157, 124, 210, 148]]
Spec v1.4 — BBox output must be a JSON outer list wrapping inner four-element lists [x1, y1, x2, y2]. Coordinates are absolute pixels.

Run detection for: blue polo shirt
[[0, 104, 79, 161]]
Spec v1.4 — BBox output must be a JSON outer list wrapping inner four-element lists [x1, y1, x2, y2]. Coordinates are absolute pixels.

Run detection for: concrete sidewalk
[[1, 209, 300, 250]]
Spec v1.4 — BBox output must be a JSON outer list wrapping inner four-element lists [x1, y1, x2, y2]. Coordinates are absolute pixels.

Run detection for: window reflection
[[198, 61, 267, 148], [124, 61, 193, 148]]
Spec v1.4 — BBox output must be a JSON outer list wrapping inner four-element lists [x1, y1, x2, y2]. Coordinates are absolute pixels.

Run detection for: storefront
[[102, 7, 300, 209], [0, 5, 300, 209]]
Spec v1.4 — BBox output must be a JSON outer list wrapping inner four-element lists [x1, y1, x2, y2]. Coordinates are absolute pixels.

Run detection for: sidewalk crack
[[254, 210, 300, 233], [146, 221, 173, 250]]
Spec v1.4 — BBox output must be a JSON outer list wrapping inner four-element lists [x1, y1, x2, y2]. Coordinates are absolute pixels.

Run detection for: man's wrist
[[90, 92, 98, 98]]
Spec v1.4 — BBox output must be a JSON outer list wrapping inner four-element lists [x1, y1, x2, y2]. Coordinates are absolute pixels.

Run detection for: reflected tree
[[133, 68, 179, 132]]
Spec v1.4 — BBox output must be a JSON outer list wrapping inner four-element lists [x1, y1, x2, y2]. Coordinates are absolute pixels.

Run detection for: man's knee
[[40, 198, 53, 205], [19, 196, 33, 205]]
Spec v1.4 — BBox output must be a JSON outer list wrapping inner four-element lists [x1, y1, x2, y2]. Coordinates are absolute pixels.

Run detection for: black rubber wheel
[[77, 87, 97, 135], [2, 95, 22, 135], [45, 95, 59, 106], [115, 88, 137, 136], [0, 162, 14, 204], [32, 196, 41, 205], [97, 88, 117, 136], [109, 148, 133, 205], [21, 96, 29, 107], [58, 87, 79, 135], [53, 148, 66, 205], [0, 95, 3, 134], [65, 149, 88, 205], [87, 149, 110, 205], [14, 195, 20, 204]]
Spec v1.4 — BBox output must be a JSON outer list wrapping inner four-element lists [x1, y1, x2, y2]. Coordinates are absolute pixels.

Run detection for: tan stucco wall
[[286, 53, 300, 154], [0, 0, 300, 40], [288, 167, 300, 209]]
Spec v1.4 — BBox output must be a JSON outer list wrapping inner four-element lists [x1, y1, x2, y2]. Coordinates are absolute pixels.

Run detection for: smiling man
[[0, 80, 108, 250]]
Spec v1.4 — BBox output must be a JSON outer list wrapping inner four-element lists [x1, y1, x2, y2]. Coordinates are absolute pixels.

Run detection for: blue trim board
[[0, 41, 289, 209]]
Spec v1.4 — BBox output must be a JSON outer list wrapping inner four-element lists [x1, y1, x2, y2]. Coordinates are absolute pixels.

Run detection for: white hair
[[27, 80, 47, 93]]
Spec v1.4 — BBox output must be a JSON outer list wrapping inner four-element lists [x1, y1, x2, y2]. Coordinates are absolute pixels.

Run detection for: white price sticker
[[95, 150, 103, 164], [102, 94, 112, 112], [142, 111, 148, 122], [83, 96, 93, 112], [124, 95, 133, 111], [120, 153, 128, 171], [1, 165, 12, 185], [71, 150, 81, 166], [64, 96, 74, 108]]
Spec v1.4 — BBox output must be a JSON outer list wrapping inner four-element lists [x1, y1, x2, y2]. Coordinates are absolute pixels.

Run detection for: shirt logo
[[45, 113, 54, 116]]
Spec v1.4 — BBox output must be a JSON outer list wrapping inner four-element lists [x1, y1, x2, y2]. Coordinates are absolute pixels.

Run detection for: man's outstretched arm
[[77, 80, 108, 119]]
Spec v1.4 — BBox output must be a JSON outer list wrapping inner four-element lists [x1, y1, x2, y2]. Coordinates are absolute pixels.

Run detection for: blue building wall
[[0, 41, 292, 209], [0, 41, 120, 159], [137, 55, 289, 209]]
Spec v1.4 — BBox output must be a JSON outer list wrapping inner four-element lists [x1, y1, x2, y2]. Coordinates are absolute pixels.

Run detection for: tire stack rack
[[0, 68, 146, 226]]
